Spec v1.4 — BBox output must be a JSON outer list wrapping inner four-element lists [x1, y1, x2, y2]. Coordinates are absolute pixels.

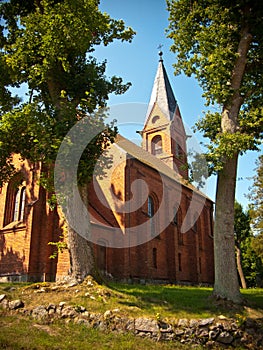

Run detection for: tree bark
[[212, 153, 243, 303], [66, 183, 101, 282], [67, 225, 97, 281], [236, 243, 247, 289]]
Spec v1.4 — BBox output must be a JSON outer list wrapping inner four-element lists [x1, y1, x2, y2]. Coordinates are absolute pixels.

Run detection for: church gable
[[143, 103, 170, 131]]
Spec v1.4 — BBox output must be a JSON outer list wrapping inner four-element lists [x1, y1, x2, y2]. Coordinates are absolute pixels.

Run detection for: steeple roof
[[145, 52, 177, 123]]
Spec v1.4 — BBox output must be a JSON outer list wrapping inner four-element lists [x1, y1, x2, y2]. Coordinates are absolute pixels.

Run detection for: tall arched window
[[19, 186, 26, 221], [4, 177, 26, 226], [148, 196, 154, 218], [13, 186, 26, 222], [13, 189, 20, 222], [147, 196, 156, 236], [151, 135, 162, 155]]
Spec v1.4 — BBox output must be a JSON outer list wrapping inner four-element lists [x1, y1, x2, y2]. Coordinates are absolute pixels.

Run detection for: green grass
[[1, 281, 263, 320], [109, 283, 214, 318], [0, 315, 195, 350], [108, 283, 263, 319]]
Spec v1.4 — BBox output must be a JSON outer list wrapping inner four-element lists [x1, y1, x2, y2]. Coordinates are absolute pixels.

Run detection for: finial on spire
[[157, 44, 163, 61]]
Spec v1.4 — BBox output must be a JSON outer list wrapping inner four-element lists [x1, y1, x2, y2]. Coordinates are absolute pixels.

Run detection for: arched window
[[4, 177, 26, 226], [173, 207, 183, 244], [151, 135, 162, 155], [19, 186, 26, 221], [13, 188, 20, 222], [152, 115, 160, 124], [147, 195, 156, 237], [13, 186, 26, 222], [148, 196, 154, 218]]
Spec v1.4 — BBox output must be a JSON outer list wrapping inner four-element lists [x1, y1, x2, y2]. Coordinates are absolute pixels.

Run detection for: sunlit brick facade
[[0, 55, 214, 284]]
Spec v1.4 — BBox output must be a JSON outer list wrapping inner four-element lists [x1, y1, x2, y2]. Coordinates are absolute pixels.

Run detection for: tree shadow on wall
[[0, 234, 26, 276]]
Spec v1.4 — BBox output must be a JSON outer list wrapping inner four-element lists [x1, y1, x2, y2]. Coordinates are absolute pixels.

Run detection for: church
[[0, 53, 214, 284]]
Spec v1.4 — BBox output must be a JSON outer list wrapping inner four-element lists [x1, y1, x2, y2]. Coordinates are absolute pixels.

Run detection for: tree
[[234, 201, 263, 288], [167, 0, 263, 302], [249, 155, 263, 265], [0, 0, 135, 281]]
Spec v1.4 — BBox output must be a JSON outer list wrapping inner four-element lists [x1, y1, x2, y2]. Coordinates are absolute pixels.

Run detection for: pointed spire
[[145, 52, 177, 122]]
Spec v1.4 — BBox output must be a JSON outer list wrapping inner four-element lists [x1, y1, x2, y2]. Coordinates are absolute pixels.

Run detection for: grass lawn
[[0, 315, 187, 350], [108, 283, 263, 319], [0, 280, 262, 349]]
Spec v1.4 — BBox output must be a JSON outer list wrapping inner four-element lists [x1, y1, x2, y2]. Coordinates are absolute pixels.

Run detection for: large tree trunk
[[236, 243, 247, 289], [67, 226, 97, 281], [66, 183, 100, 282], [212, 153, 243, 303]]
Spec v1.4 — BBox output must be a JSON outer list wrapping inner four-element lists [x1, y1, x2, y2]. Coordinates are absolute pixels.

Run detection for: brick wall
[[0, 153, 214, 284], [90, 156, 214, 284]]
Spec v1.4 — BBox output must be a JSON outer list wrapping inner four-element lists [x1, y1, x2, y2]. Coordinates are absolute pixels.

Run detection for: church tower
[[140, 52, 188, 179]]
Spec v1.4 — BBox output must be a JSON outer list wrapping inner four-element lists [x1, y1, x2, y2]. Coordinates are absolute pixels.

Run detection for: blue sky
[[93, 0, 262, 209]]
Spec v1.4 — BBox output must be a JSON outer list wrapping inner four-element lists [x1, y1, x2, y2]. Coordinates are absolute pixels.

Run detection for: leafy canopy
[[0, 0, 135, 185], [166, 0, 263, 171]]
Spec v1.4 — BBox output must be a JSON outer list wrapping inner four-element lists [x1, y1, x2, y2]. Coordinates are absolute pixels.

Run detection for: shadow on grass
[[109, 283, 263, 319]]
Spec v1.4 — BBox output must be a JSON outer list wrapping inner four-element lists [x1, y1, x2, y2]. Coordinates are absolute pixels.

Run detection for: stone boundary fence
[[0, 293, 263, 349]]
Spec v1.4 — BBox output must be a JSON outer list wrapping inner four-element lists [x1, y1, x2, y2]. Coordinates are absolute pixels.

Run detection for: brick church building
[[0, 53, 214, 284]]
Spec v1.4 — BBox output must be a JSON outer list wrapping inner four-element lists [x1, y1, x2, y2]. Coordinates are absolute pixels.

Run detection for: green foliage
[[167, 2, 236, 104], [234, 201, 263, 287], [188, 152, 210, 187], [249, 155, 263, 235], [0, 0, 135, 187], [252, 234, 263, 266], [249, 155, 263, 265], [48, 224, 68, 259], [234, 201, 251, 242], [48, 239, 68, 259], [166, 0, 263, 168]]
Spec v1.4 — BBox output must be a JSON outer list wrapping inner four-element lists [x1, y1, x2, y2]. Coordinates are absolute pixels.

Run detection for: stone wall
[[0, 288, 262, 349]]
